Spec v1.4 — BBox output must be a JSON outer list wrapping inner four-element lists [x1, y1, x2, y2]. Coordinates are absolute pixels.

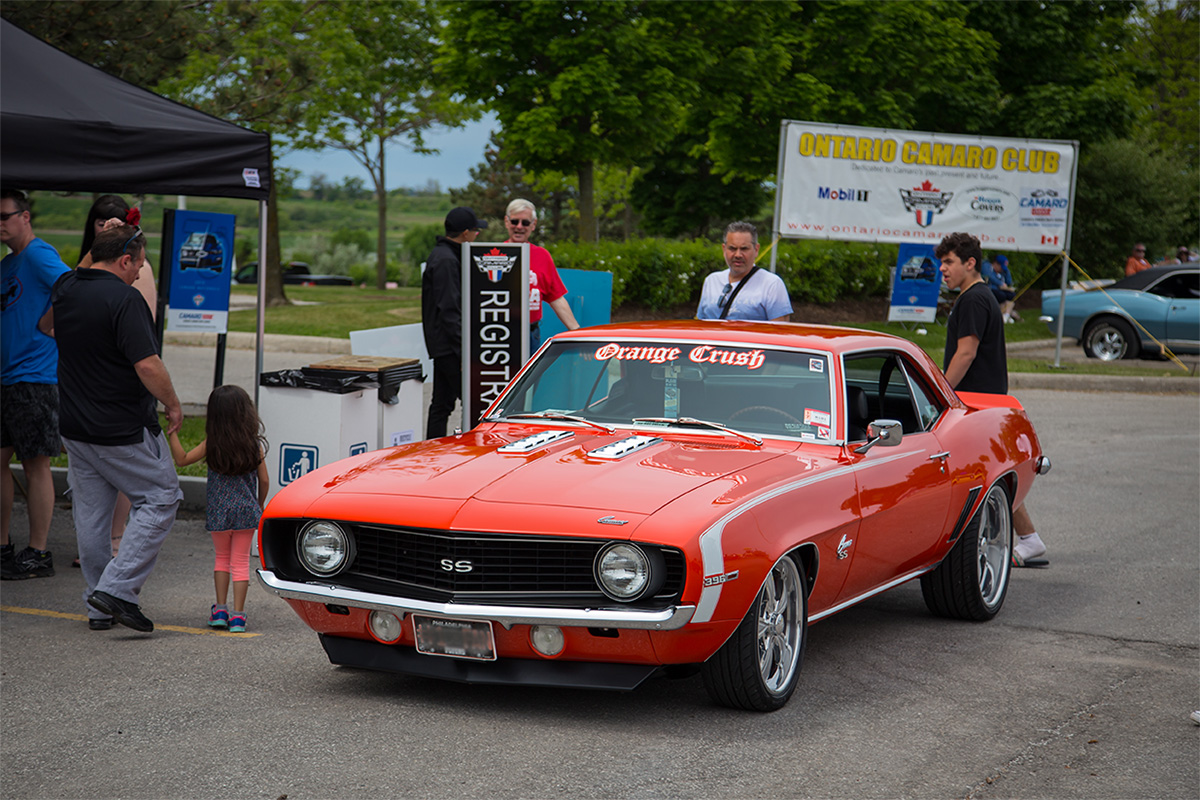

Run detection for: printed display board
[[462, 242, 529, 429], [161, 209, 236, 333], [888, 243, 942, 323], [776, 121, 1077, 254]]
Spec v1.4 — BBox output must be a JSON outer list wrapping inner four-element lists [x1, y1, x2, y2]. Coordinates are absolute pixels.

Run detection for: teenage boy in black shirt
[[936, 232, 1046, 565]]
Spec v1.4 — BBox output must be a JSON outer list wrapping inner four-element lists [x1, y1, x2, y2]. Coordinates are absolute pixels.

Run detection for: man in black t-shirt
[[41, 224, 184, 632], [935, 232, 1046, 567]]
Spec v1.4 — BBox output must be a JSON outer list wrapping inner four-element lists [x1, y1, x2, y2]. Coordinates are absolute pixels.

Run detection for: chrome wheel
[[975, 485, 1012, 611], [921, 482, 1013, 621], [703, 555, 808, 711], [1084, 318, 1138, 361], [756, 557, 804, 694]]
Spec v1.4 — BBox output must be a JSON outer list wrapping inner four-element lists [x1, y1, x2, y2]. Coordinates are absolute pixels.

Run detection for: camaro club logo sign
[[898, 180, 953, 228], [777, 120, 1077, 253], [473, 248, 518, 283]]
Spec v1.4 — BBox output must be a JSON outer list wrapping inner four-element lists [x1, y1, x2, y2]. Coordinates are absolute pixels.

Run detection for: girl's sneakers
[[208, 605, 230, 629], [228, 613, 247, 633]]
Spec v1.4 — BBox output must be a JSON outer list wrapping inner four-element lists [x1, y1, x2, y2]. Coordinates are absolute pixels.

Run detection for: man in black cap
[[421, 207, 486, 438]]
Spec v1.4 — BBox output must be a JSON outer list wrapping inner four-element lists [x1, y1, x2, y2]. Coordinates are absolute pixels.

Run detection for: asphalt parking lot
[[1, 388, 1197, 800]]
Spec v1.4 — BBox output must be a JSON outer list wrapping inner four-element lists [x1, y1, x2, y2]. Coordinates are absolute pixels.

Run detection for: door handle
[[929, 451, 950, 473]]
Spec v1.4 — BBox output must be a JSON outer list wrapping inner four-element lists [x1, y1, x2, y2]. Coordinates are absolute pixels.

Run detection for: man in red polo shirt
[[503, 199, 580, 352]]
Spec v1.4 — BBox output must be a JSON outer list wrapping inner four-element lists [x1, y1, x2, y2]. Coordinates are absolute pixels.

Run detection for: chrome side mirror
[[854, 419, 903, 454]]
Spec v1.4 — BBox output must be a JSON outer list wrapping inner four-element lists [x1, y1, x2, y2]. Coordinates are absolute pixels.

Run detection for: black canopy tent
[[0, 18, 274, 394]]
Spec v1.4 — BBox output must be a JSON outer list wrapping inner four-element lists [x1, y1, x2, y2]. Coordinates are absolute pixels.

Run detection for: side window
[[900, 361, 944, 431], [1148, 272, 1199, 299], [842, 352, 927, 436]]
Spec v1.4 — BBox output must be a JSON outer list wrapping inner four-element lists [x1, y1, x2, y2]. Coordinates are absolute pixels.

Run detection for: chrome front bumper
[[257, 570, 696, 631]]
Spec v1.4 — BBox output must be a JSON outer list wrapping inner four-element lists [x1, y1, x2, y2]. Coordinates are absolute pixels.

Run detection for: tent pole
[[255, 198, 268, 407]]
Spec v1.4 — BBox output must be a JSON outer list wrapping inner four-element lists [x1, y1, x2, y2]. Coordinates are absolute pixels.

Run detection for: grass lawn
[[228, 284, 421, 335]]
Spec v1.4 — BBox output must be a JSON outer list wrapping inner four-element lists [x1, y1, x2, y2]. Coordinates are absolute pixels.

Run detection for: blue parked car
[[1041, 264, 1199, 360]]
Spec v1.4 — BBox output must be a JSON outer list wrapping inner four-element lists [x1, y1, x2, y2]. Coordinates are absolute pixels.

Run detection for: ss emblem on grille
[[440, 559, 473, 573]]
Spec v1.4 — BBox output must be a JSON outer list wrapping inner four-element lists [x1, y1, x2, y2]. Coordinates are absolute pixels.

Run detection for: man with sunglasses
[[696, 221, 792, 321], [503, 199, 579, 352], [40, 224, 184, 632], [1124, 243, 1152, 276], [1, 189, 71, 580]]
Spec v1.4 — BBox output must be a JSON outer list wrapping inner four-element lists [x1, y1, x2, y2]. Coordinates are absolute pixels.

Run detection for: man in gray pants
[[41, 223, 183, 632]]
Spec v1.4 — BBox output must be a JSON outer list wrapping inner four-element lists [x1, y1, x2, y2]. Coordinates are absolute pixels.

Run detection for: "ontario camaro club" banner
[[774, 120, 1077, 254]]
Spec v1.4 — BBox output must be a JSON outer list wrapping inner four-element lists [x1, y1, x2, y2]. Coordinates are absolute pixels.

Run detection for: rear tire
[[1082, 317, 1139, 360], [703, 556, 807, 712], [921, 482, 1012, 621]]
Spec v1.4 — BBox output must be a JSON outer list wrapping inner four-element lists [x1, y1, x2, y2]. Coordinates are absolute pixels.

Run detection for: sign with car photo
[[161, 209, 235, 333], [888, 242, 942, 323]]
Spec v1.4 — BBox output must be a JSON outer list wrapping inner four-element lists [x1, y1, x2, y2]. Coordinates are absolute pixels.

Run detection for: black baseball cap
[[445, 207, 488, 234]]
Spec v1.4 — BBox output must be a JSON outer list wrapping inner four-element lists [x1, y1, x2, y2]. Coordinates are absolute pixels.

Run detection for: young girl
[[169, 385, 268, 633]]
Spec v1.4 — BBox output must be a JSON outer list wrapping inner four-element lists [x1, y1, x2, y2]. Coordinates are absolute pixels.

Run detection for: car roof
[[1111, 263, 1198, 291], [553, 319, 928, 358]]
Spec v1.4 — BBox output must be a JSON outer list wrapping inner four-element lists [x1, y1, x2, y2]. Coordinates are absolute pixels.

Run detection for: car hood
[[278, 426, 796, 522]]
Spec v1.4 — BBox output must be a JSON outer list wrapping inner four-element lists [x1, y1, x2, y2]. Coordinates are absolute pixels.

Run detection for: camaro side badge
[[703, 570, 739, 587], [597, 515, 629, 526], [837, 534, 854, 560]]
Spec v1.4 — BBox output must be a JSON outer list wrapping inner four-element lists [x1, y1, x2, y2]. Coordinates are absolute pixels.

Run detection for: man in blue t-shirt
[[696, 222, 792, 322], [1, 189, 70, 580]]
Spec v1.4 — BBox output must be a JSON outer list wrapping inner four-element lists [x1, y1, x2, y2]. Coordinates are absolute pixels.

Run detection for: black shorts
[[1, 383, 61, 460]]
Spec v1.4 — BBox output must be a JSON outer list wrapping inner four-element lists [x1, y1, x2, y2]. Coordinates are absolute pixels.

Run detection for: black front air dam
[[319, 635, 659, 691]]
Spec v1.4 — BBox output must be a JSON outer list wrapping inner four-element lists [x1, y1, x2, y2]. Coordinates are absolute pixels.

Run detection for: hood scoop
[[497, 429, 575, 454], [586, 435, 662, 460]]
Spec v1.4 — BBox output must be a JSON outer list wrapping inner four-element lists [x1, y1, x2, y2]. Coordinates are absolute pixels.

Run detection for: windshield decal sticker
[[810, 358, 825, 372], [595, 344, 682, 364], [686, 345, 766, 370], [804, 409, 831, 427]]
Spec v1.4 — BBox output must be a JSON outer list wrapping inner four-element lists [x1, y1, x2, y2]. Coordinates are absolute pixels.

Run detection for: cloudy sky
[[277, 114, 498, 193]]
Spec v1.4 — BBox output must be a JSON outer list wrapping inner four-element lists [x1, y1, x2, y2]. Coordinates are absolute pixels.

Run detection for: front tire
[[1083, 317, 1139, 360], [703, 556, 807, 712], [921, 482, 1013, 621]]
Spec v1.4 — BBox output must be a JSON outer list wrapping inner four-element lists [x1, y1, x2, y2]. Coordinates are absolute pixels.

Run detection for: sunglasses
[[0, 210, 23, 221], [122, 228, 143, 254], [717, 283, 733, 308], [507, 218, 533, 227]]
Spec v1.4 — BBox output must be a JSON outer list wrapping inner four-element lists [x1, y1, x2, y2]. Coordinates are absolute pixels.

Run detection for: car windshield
[[488, 338, 835, 442], [183, 233, 207, 247]]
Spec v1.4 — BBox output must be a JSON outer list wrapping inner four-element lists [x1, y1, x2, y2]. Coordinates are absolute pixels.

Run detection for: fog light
[[530, 625, 565, 657], [368, 611, 404, 643]]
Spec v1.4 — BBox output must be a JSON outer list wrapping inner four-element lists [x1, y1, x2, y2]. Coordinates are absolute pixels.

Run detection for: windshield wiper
[[632, 416, 763, 447], [503, 411, 615, 434]]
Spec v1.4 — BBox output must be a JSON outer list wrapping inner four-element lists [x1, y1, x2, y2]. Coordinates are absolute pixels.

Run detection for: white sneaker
[[1191, 710, 1200, 726], [1013, 532, 1047, 565]]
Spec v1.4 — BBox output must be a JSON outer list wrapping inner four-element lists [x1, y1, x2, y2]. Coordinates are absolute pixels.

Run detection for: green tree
[[1071, 137, 1196, 276], [439, 1, 694, 241], [157, 0, 324, 306], [1133, 0, 1200, 170], [963, 0, 1145, 143], [1, 0, 210, 88], [288, 1, 480, 289]]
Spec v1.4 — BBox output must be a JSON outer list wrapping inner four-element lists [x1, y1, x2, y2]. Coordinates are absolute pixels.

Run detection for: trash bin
[[259, 356, 426, 503], [259, 366, 380, 503]]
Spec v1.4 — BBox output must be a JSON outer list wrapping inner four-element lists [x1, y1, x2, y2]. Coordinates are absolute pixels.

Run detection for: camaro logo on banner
[[775, 120, 1078, 254]]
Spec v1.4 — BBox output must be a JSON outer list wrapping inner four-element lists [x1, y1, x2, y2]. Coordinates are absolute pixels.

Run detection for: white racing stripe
[[692, 450, 921, 623]]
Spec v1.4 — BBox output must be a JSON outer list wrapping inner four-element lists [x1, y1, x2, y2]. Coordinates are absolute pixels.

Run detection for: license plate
[[412, 615, 496, 661]]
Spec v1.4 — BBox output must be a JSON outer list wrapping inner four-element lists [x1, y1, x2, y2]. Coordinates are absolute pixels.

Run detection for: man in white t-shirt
[[696, 222, 792, 321]]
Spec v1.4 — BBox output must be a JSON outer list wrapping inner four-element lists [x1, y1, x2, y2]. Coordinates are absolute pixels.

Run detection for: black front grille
[[343, 525, 685, 605]]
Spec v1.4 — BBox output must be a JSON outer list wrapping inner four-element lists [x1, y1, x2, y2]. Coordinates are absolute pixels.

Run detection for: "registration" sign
[[461, 242, 529, 429]]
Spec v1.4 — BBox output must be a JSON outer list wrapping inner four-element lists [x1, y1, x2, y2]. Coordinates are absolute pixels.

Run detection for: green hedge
[[551, 239, 898, 309]]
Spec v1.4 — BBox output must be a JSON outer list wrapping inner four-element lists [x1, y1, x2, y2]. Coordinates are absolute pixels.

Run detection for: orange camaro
[[257, 321, 1049, 711]]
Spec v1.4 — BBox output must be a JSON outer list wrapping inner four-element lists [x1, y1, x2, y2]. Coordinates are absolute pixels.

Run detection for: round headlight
[[594, 542, 651, 601], [297, 521, 353, 575]]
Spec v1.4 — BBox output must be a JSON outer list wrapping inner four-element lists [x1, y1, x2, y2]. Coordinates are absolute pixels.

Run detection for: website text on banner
[[775, 120, 1077, 254]]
